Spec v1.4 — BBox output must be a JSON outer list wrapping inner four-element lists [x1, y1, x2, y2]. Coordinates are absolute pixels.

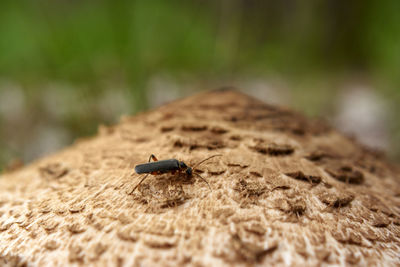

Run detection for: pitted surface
[[0, 90, 399, 266]]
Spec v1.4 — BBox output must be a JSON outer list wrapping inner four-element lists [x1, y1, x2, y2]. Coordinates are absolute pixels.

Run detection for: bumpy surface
[[1, 90, 400, 266]]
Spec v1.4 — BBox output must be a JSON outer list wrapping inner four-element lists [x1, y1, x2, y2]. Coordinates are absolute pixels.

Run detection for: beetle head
[[179, 161, 192, 176]]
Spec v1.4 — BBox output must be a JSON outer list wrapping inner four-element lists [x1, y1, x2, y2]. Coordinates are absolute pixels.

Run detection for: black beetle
[[130, 154, 222, 193]]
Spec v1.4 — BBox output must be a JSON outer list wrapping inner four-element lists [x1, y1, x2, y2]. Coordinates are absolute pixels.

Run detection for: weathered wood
[[0, 90, 399, 266]]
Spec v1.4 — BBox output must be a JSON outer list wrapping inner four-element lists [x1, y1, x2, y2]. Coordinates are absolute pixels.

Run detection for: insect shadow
[[130, 154, 222, 194]]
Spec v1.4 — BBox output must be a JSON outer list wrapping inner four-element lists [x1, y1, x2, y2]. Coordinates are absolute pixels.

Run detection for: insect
[[130, 154, 222, 194]]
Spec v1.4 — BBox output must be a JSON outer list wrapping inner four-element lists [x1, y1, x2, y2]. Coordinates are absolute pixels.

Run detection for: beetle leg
[[148, 154, 158, 162], [129, 174, 149, 194]]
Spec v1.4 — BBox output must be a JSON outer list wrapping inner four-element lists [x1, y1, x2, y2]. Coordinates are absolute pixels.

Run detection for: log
[[0, 89, 399, 266]]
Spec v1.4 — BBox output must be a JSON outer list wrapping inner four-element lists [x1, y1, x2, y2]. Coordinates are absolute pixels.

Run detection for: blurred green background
[[1, 0, 400, 171]]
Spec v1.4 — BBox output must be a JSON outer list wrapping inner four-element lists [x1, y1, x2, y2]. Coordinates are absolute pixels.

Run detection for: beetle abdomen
[[135, 159, 180, 174]]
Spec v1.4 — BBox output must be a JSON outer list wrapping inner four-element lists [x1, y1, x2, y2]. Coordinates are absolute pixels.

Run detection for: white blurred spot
[[0, 81, 26, 121], [97, 89, 133, 121], [147, 75, 182, 108], [237, 78, 289, 106], [23, 124, 72, 161], [335, 85, 389, 150], [42, 82, 80, 118]]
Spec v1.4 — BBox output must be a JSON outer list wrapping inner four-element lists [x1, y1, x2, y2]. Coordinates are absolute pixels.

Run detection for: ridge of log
[[0, 89, 399, 266]]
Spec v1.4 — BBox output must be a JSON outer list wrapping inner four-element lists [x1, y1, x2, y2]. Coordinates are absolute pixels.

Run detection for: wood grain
[[0, 89, 399, 266]]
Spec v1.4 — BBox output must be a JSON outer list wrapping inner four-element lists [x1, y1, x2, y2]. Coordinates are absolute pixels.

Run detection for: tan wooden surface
[[0, 90, 399, 266]]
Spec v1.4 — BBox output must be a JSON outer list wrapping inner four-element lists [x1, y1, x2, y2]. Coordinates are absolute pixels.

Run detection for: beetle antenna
[[193, 172, 212, 191], [192, 154, 222, 170], [129, 174, 149, 194]]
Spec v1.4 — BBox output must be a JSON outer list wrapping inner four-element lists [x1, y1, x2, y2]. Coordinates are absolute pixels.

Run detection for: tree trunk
[[1, 89, 399, 266]]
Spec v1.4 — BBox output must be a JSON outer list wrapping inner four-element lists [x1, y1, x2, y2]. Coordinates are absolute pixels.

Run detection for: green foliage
[[1, 0, 399, 79]]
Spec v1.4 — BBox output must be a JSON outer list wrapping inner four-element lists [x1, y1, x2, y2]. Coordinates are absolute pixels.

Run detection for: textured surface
[[0, 90, 400, 266]]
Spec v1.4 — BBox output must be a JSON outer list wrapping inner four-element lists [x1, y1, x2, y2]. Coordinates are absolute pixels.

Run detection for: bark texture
[[0, 90, 400, 266]]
